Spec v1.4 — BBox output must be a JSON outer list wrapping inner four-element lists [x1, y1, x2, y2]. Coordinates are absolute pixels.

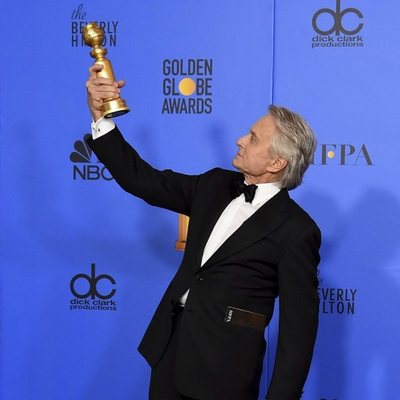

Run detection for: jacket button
[[196, 275, 203, 281]]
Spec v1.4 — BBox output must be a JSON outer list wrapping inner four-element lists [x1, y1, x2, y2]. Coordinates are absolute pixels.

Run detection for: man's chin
[[232, 158, 241, 171]]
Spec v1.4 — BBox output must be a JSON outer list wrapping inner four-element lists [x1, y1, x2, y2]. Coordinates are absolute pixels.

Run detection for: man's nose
[[236, 135, 246, 147]]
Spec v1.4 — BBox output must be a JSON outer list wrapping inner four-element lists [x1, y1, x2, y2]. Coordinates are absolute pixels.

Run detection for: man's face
[[232, 114, 282, 184]]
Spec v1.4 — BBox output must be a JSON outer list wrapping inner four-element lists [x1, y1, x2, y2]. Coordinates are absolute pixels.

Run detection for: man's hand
[[86, 64, 125, 122]]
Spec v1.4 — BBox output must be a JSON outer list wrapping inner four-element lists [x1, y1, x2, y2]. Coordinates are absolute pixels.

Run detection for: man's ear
[[268, 157, 288, 173]]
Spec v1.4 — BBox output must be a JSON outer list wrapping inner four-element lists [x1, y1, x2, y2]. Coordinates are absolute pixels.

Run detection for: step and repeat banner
[[1, 1, 399, 399], [268, 1, 400, 400], [1, 1, 274, 399]]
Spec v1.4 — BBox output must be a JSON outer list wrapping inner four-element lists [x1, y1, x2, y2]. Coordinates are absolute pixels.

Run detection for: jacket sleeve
[[266, 225, 321, 400], [86, 126, 200, 216]]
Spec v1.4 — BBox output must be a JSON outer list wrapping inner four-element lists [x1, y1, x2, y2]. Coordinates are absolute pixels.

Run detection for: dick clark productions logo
[[70, 263, 117, 311], [311, 0, 364, 48]]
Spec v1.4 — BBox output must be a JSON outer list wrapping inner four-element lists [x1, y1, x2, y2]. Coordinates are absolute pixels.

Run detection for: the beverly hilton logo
[[311, 0, 364, 48], [318, 271, 357, 315], [71, 3, 119, 47], [162, 58, 213, 114], [70, 134, 113, 180], [319, 287, 357, 314]]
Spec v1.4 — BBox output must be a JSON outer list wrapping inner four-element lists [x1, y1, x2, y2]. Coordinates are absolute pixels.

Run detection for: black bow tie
[[234, 182, 258, 203]]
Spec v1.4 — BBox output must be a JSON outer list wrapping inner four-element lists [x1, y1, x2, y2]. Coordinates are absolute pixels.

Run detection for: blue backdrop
[[1, 1, 399, 399]]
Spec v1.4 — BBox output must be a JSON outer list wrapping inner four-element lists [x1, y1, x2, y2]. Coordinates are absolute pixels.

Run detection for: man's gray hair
[[268, 105, 316, 190]]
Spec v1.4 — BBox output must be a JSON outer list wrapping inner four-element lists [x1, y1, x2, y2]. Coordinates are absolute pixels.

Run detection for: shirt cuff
[[91, 117, 116, 140]]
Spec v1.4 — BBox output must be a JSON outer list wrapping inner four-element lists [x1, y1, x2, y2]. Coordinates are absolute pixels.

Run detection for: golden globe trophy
[[176, 214, 189, 251], [83, 22, 130, 118]]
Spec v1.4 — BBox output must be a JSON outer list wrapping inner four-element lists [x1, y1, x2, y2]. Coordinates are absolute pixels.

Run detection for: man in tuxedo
[[86, 64, 321, 400]]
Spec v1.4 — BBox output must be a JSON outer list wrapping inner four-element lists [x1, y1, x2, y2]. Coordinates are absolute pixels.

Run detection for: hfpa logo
[[70, 134, 113, 180], [312, 144, 373, 166]]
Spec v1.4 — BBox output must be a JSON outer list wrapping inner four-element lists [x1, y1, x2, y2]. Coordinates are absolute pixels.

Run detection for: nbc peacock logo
[[70, 134, 113, 180]]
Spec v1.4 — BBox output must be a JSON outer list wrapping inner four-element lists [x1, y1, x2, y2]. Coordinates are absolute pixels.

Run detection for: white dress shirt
[[91, 118, 281, 305], [180, 181, 281, 304], [91, 117, 115, 139]]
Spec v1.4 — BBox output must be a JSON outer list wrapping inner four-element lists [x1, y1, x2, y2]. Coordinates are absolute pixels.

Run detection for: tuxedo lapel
[[200, 189, 292, 271], [191, 173, 243, 268]]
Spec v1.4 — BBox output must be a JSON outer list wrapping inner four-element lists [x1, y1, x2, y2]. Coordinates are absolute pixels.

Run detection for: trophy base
[[102, 98, 130, 119], [175, 240, 186, 251]]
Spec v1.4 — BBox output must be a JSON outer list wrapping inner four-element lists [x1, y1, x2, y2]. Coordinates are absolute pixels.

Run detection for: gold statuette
[[83, 22, 130, 118], [176, 214, 189, 251]]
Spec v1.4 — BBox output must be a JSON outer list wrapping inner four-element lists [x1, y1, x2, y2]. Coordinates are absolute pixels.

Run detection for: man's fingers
[[88, 63, 104, 77], [86, 64, 124, 115], [87, 81, 119, 93], [87, 84, 120, 98], [88, 90, 119, 99], [87, 76, 116, 86], [93, 86, 120, 93], [117, 80, 126, 88], [94, 91, 120, 99]]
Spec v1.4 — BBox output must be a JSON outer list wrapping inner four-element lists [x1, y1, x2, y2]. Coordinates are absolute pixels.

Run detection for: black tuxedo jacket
[[88, 127, 321, 400]]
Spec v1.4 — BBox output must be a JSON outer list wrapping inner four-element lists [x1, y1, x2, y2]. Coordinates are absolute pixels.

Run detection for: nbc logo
[[70, 134, 113, 180]]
